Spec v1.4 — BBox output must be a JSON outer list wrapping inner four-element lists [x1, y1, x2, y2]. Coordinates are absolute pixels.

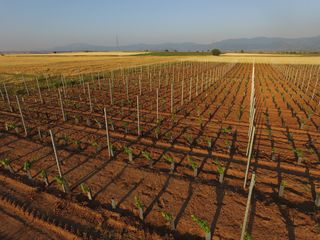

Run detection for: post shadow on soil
[[61, 137, 105, 173], [207, 128, 235, 234], [93, 164, 128, 199], [0, 132, 56, 174], [172, 125, 188, 146], [108, 126, 318, 192], [275, 149, 297, 240], [307, 133, 320, 162], [117, 178, 144, 207], [278, 204, 296, 240], [144, 174, 171, 219], [305, 166, 317, 201], [34, 147, 93, 184], [210, 184, 225, 235], [67, 140, 124, 191], [145, 93, 220, 148], [208, 101, 222, 120], [10, 142, 48, 165], [174, 180, 193, 228], [211, 130, 222, 151], [150, 145, 186, 173], [285, 127, 297, 158], [0, 207, 49, 239], [276, 150, 283, 193], [0, 149, 11, 161], [246, 193, 257, 236], [68, 154, 117, 191], [0, 132, 23, 147], [15, 151, 52, 175]]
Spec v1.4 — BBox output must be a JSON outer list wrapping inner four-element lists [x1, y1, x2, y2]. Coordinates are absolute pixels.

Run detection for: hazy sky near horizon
[[1, 0, 320, 51]]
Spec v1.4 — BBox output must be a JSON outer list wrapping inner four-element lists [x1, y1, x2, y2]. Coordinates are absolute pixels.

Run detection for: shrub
[[161, 211, 173, 221], [163, 154, 174, 164], [55, 176, 66, 186], [191, 214, 210, 233], [134, 195, 142, 208], [0, 158, 13, 173], [188, 156, 198, 170], [141, 150, 152, 162], [124, 146, 133, 155], [40, 169, 49, 186]]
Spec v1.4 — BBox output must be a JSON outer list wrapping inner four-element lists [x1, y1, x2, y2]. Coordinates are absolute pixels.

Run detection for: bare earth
[[0, 53, 319, 240]]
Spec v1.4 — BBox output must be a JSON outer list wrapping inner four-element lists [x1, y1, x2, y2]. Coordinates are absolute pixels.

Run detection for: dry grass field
[[0, 52, 178, 83], [185, 53, 320, 64], [0, 52, 320, 84]]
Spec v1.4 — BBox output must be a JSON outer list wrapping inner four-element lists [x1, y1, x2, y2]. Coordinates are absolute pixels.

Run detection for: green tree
[[211, 48, 221, 56]]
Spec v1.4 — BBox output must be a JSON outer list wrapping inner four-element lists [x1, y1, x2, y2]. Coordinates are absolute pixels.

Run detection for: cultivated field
[[0, 54, 319, 240], [1, 52, 320, 83], [0, 52, 177, 83]]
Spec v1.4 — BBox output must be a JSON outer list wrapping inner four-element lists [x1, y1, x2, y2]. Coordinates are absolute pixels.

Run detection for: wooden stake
[[50, 130, 62, 177], [244, 126, 256, 189], [139, 75, 142, 95], [61, 74, 67, 97], [196, 75, 199, 96], [137, 96, 141, 136], [22, 75, 30, 95], [37, 127, 42, 140], [87, 83, 93, 112], [170, 82, 174, 113], [16, 95, 27, 136], [312, 67, 319, 99], [108, 77, 113, 105], [82, 75, 86, 94], [45, 75, 50, 90], [156, 88, 159, 121], [49, 130, 70, 193], [240, 173, 256, 240], [149, 70, 152, 92], [103, 108, 112, 157], [181, 79, 184, 106], [246, 108, 256, 156], [201, 73, 204, 92], [0, 86, 4, 100], [126, 77, 129, 101], [189, 77, 192, 102], [98, 72, 101, 90], [58, 89, 66, 121], [36, 77, 44, 103], [3, 83, 13, 112]]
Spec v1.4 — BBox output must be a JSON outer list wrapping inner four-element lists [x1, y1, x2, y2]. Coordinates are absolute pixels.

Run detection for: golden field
[[0, 52, 319, 83], [0, 52, 178, 83], [185, 53, 320, 64]]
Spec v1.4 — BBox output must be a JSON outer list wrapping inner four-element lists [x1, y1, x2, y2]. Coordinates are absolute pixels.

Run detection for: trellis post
[[16, 95, 27, 136], [87, 83, 93, 112], [49, 130, 70, 193], [240, 173, 256, 240], [156, 88, 159, 121], [3, 83, 13, 112], [137, 96, 141, 136], [58, 89, 66, 121], [104, 108, 112, 157]]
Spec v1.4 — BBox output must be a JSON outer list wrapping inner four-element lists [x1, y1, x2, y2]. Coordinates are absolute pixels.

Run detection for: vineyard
[[0, 62, 319, 239]]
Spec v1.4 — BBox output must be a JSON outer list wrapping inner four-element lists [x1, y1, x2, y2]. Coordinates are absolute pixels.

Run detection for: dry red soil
[[0, 62, 319, 239]]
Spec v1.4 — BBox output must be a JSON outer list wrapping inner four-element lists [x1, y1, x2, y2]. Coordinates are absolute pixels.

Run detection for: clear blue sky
[[1, 0, 320, 51]]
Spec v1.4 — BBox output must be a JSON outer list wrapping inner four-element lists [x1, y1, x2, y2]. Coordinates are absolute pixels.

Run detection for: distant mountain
[[209, 36, 320, 51], [46, 35, 320, 52]]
